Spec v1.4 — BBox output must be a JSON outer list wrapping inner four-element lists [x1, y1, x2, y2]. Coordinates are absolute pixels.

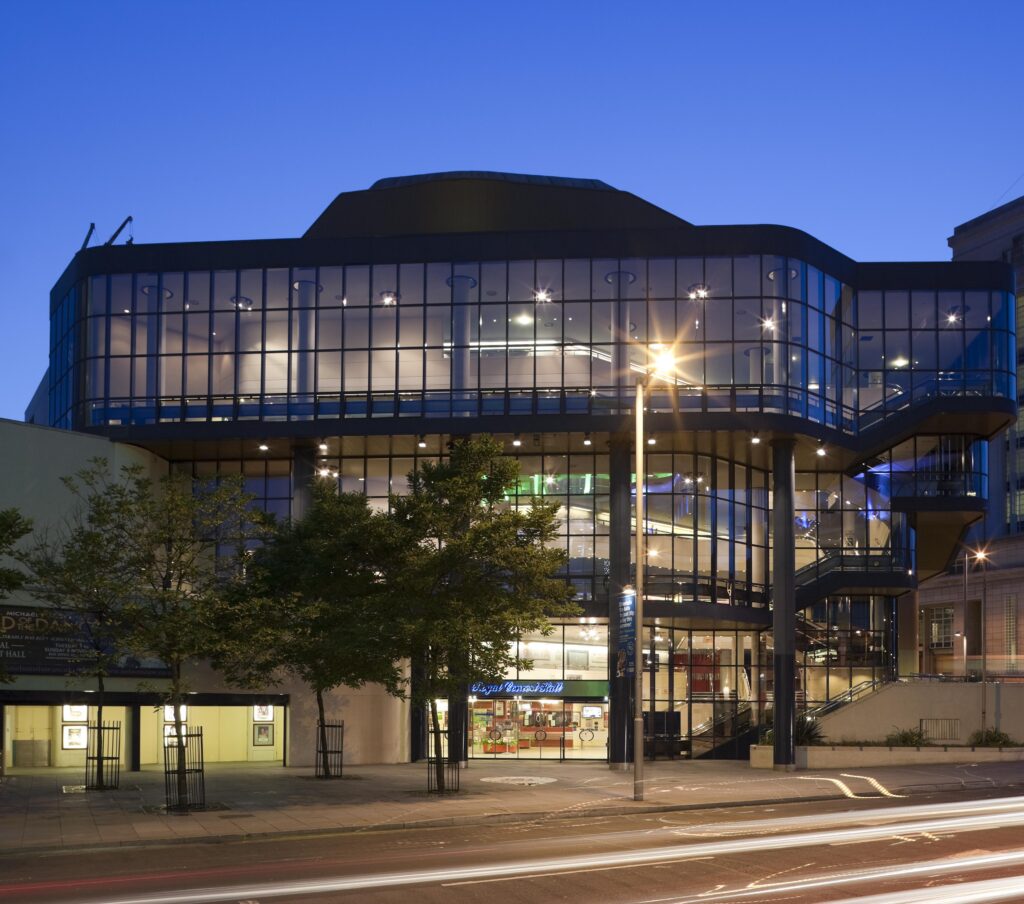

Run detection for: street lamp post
[[977, 549, 989, 735], [634, 376, 646, 802]]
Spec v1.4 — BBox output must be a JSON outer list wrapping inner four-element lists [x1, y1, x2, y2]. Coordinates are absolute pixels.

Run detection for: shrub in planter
[[885, 726, 929, 747], [761, 715, 824, 746], [968, 728, 1015, 747]]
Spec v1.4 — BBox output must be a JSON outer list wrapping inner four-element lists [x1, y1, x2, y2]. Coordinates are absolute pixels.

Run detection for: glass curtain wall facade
[[41, 174, 1016, 763], [61, 259, 1013, 431]]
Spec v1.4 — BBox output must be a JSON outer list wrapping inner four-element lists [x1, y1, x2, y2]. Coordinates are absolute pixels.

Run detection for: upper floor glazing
[[51, 256, 1015, 435]]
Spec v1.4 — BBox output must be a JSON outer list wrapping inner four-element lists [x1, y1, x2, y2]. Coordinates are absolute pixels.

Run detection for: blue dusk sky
[[1, 1, 1021, 421]]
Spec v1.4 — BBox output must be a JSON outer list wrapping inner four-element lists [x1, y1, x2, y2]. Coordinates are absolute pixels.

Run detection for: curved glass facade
[[58, 258, 1014, 432], [41, 175, 1017, 761]]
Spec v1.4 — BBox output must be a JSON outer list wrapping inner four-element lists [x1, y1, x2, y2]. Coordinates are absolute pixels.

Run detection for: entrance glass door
[[564, 701, 608, 759]]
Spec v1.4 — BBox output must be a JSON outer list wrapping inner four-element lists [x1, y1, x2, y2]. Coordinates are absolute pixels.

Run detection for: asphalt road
[[3, 789, 1024, 903]]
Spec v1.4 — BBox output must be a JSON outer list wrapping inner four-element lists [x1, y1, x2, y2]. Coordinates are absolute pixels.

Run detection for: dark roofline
[[370, 171, 614, 191], [51, 224, 1014, 310], [951, 193, 1024, 237]]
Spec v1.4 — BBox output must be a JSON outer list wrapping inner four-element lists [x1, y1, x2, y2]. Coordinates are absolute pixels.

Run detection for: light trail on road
[[47, 794, 1024, 904]]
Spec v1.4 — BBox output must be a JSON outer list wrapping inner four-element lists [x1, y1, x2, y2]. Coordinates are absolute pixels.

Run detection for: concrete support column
[[291, 447, 315, 522], [608, 434, 633, 768], [771, 438, 796, 768], [447, 275, 476, 403], [128, 704, 141, 772]]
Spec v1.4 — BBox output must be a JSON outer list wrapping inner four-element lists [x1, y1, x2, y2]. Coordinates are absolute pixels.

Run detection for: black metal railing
[[426, 729, 460, 793], [85, 721, 121, 790], [315, 721, 345, 779], [163, 727, 205, 812]]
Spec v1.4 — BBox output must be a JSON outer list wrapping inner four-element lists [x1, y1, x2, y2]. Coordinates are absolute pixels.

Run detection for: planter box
[[749, 743, 1024, 769], [482, 743, 517, 754]]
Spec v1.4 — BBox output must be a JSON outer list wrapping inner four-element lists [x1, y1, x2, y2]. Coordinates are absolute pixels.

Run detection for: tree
[[214, 480, 406, 777], [0, 507, 32, 685], [23, 460, 144, 786], [389, 436, 578, 790], [115, 468, 266, 808]]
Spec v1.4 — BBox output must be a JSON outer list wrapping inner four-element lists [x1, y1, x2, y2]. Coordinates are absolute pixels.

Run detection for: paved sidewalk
[[1, 758, 1021, 854]]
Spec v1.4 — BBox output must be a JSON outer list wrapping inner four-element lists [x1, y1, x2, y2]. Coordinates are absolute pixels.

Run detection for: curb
[[7, 778, 1020, 857]]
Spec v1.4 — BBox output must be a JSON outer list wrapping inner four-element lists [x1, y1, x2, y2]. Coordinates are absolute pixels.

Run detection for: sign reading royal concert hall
[[469, 679, 609, 699]]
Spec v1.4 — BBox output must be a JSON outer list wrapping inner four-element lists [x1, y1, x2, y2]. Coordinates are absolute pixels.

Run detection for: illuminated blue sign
[[470, 680, 565, 697], [616, 588, 636, 677]]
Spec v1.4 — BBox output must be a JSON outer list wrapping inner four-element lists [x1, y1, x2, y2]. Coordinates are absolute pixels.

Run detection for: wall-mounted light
[[583, 433, 592, 446], [751, 433, 761, 445], [417, 435, 427, 449], [258, 443, 269, 452], [512, 434, 522, 447]]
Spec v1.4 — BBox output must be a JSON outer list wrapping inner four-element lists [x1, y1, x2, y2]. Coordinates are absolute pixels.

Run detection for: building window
[[1005, 594, 1018, 672], [928, 606, 953, 649]]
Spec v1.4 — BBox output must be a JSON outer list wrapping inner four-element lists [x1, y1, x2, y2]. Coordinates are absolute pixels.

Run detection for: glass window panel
[[704, 258, 732, 297], [211, 354, 234, 395], [263, 351, 287, 394], [372, 264, 398, 305], [238, 353, 262, 395], [185, 355, 208, 396], [318, 308, 342, 349], [648, 258, 675, 298], [508, 261, 534, 301], [859, 291, 883, 329], [426, 263, 451, 303], [371, 306, 397, 347], [911, 291, 935, 329], [319, 266, 343, 305], [161, 313, 183, 355], [564, 259, 589, 300], [344, 308, 370, 348], [345, 266, 370, 306], [399, 305, 423, 346], [398, 263, 424, 305], [266, 269, 289, 309], [621, 258, 646, 299], [677, 258, 704, 297], [316, 350, 340, 392], [160, 356, 181, 396], [591, 260, 617, 299], [111, 274, 132, 315], [536, 259, 562, 300], [88, 275, 108, 316], [343, 350, 368, 392]]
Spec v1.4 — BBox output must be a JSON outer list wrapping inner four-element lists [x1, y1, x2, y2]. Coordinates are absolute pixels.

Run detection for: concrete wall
[[0, 420, 411, 767], [750, 744, 1024, 769], [818, 680, 1024, 744]]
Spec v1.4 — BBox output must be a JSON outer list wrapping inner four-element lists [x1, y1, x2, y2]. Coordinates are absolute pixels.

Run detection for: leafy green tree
[[115, 468, 266, 807], [0, 507, 33, 685], [23, 460, 145, 786], [213, 481, 405, 777], [389, 436, 577, 791]]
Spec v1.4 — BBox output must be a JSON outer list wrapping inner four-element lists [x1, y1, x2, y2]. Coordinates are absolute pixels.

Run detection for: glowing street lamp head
[[652, 349, 677, 376]]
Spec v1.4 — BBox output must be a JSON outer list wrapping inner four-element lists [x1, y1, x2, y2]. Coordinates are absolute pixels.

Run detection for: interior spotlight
[[583, 433, 592, 446], [418, 435, 427, 449], [512, 434, 522, 447]]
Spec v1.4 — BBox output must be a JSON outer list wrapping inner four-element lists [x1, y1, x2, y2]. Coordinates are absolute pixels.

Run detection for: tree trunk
[[172, 664, 188, 809], [316, 688, 331, 778], [429, 697, 445, 792], [95, 671, 105, 790]]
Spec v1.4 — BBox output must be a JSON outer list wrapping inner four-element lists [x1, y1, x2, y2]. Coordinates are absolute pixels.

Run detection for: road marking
[[797, 776, 872, 798], [840, 773, 907, 798]]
